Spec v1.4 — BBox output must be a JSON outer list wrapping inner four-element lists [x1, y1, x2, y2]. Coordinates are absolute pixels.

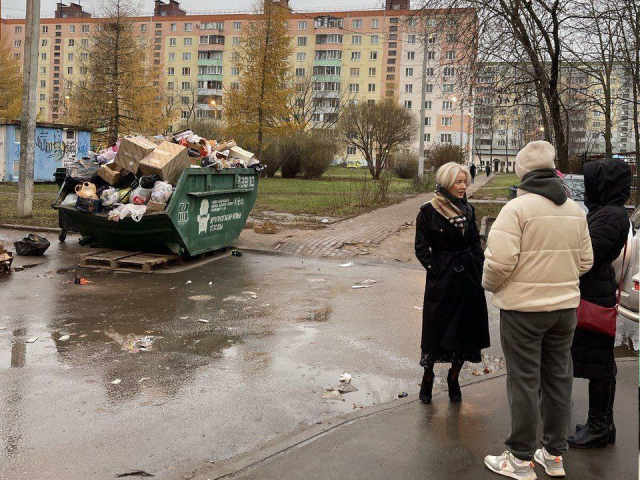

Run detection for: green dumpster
[[55, 167, 259, 257]]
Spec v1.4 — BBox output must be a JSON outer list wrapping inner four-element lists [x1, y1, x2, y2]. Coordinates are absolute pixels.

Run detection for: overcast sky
[[2, 0, 386, 17]]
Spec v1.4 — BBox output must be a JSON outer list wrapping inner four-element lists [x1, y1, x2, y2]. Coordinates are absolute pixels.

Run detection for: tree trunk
[[633, 73, 640, 206], [257, 7, 272, 159]]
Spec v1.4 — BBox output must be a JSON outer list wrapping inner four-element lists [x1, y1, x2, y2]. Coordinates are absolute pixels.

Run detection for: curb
[[0, 223, 61, 233], [171, 370, 509, 480]]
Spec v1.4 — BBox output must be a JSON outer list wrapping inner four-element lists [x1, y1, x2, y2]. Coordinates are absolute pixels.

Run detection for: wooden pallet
[[79, 249, 181, 273]]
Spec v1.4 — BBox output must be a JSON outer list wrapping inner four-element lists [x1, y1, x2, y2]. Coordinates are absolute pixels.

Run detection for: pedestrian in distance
[[482, 141, 593, 480], [414, 162, 490, 405], [486, 164, 491, 177], [568, 159, 631, 449], [469, 163, 477, 183]]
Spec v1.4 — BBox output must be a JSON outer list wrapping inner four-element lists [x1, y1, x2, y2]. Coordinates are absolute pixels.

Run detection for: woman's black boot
[[568, 381, 610, 448], [447, 368, 462, 403], [419, 369, 434, 404], [575, 380, 616, 444]]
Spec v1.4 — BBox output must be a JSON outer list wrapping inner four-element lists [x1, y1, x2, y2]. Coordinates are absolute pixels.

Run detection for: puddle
[[300, 307, 333, 323]]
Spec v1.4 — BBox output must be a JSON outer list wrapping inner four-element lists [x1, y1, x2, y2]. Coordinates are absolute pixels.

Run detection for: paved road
[[0, 227, 636, 479]]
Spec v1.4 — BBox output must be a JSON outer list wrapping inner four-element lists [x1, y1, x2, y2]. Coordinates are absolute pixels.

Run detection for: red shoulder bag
[[576, 242, 628, 338]]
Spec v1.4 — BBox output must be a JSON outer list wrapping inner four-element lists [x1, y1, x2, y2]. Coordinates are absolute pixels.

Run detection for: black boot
[[568, 380, 610, 448], [419, 369, 434, 404], [574, 380, 616, 444], [447, 368, 462, 403]]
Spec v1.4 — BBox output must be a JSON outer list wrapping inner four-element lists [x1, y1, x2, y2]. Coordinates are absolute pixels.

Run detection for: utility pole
[[17, 0, 41, 218], [417, 28, 428, 180]]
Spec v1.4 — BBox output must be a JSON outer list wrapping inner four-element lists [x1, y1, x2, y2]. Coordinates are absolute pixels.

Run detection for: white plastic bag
[[108, 204, 147, 222], [151, 181, 173, 204], [100, 187, 118, 207], [61, 193, 78, 207], [130, 186, 152, 205]]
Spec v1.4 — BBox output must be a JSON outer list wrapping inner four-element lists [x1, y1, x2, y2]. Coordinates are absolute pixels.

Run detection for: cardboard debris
[[114, 136, 157, 174], [97, 162, 123, 186], [322, 389, 345, 401], [139, 141, 190, 185]]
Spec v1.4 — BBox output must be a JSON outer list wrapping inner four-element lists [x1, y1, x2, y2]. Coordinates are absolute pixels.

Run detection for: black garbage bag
[[67, 155, 100, 183], [14, 234, 51, 256], [139, 174, 160, 189]]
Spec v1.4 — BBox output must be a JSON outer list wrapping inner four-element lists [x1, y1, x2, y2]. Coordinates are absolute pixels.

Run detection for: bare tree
[[339, 100, 415, 180]]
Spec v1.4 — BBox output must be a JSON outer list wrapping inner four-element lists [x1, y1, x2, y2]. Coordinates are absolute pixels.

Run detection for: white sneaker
[[534, 448, 565, 477], [484, 451, 537, 480]]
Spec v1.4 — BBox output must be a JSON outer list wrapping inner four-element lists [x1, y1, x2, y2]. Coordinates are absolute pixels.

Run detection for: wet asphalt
[[0, 228, 637, 479]]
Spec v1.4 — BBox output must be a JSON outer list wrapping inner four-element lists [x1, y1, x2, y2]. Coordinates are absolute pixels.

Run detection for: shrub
[[392, 152, 420, 179], [425, 143, 466, 170], [299, 133, 338, 179], [278, 134, 304, 178], [260, 141, 281, 177]]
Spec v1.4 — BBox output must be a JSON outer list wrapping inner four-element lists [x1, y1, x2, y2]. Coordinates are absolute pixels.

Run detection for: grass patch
[[473, 173, 520, 200], [472, 202, 506, 229], [0, 183, 60, 228]]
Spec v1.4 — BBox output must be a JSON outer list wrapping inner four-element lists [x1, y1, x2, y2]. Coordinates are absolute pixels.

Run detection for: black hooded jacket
[[572, 159, 631, 381]]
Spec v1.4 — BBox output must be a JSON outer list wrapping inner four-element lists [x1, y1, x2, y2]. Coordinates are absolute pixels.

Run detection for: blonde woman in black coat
[[415, 162, 490, 404]]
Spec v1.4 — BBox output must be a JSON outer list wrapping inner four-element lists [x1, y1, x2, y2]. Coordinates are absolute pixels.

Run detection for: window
[[371, 19, 379, 28], [169, 38, 177, 47], [369, 67, 376, 76], [442, 101, 452, 110], [170, 23, 177, 32], [443, 66, 455, 77], [55, 25, 61, 30], [40, 80, 46, 88], [353, 19, 363, 29], [370, 35, 379, 45], [67, 67, 73, 75], [407, 51, 415, 60], [183, 52, 191, 61], [184, 38, 193, 46], [404, 100, 412, 109], [15, 26, 22, 34], [231, 67, 239, 75], [409, 18, 418, 28], [349, 83, 359, 93], [231, 36, 240, 46], [42, 26, 48, 34], [370, 51, 378, 60], [405, 68, 413, 77], [69, 25, 75, 33], [408, 34, 416, 44], [424, 100, 432, 109], [80, 66, 87, 74], [168, 52, 175, 61], [445, 50, 455, 60], [446, 33, 456, 43], [352, 35, 362, 45], [441, 117, 452, 126], [167, 82, 175, 90], [14, 40, 22, 48], [182, 67, 191, 75], [298, 36, 307, 47], [350, 68, 360, 77], [185, 23, 193, 32], [440, 133, 452, 143], [42, 39, 48, 47], [68, 39, 74, 47], [427, 51, 435, 60], [181, 111, 189, 119], [155, 23, 162, 28], [198, 65, 223, 75], [81, 39, 88, 48], [443, 84, 454, 93], [351, 52, 361, 61], [497, 140, 506, 147], [40, 94, 46, 101], [141, 24, 148, 32], [424, 133, 431, 142], [40, 53, 47, 61], [296, 52, 306, 61], [405, 84, 413, 93], [425, 117, 432, 126], [181, 81, 191, 90], [40, 66, 46, 74], [296, 68, 305, 77], [168, 67, 175, 76], [67, 53, 73, 61], [368, 83, 376, 92], [298, 21, 307, 30]]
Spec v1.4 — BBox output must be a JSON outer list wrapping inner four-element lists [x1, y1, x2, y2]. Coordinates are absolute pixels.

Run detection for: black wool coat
[[572, 160, 631, 382], [415, 202, 490, 356]]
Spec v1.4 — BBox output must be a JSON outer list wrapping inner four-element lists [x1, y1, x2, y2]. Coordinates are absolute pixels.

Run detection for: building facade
[[1, 1, 473, 161]]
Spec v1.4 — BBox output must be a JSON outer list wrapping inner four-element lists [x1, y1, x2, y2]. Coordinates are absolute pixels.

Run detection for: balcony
[[197, 88, 224, 96]]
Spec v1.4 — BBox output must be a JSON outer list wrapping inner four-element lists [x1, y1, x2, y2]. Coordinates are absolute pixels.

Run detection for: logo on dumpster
[[178, 202, 189, 224], [197, 199, 210, 234]]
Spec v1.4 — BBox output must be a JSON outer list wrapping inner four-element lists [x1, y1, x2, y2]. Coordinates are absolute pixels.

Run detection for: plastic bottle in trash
[[74, 274, 81, 285]]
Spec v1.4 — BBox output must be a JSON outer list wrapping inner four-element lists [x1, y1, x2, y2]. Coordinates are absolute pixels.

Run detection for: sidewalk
[[185, 359, 638, 480], [272, 173, 492, 258]]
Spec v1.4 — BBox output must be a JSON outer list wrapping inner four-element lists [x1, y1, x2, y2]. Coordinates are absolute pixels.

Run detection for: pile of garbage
[[57, 131, 263, 222]]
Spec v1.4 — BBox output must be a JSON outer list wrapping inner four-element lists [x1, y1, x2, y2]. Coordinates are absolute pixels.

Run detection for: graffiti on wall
[[35, 132, 78, 166]]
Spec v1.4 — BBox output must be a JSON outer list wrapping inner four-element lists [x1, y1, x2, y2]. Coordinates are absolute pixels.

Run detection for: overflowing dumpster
[[55, 167, 259, 257]]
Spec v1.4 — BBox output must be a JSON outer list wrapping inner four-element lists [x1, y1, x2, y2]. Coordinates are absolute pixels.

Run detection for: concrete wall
[[2, 125, 91, 182]]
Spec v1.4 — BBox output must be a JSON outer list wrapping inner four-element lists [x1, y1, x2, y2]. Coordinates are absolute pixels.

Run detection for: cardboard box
[[139, 141, 190, 185], [213, 139, 237, 152], [146, 201, 166, 212], [97, 162, 123, 186], [114, 136, 158, 174], [229, 146, 255, 162]]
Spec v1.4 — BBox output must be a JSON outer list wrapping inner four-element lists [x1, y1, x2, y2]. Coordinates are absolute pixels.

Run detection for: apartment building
[[1, 0, 473, 160]]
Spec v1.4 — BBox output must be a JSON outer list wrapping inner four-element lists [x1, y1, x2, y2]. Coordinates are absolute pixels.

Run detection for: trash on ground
[[197, 319, 209, 323], [186, 280, 192, 284], [138, 377, 151, 383], [14, 234, 51, 256], [74, 274, 92, 285], [0, 242, 13, 274], [358, 279, 379, 286], [58, 335, 70, 341], [321, 389, 345, 401], [254, 221, 277, 234], [0, 326, 6, 330], [339, 262, 353, 268], [111, 379, 122, 385], [115, 470, 155, 478], [484, 367, 492, 374], [398, 392, 409, 398], [231, 249, 243, 257], [330, 383, 358, 394], [26, 336, 39, 343], [321, 219, 329, 224], [339, 372, 352, 383], [351, 285, 372, 289], [188, 295, 214, 301]]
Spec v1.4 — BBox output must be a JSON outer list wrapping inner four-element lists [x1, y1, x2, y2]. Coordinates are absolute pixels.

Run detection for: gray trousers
[[500, 309, 577, 460]]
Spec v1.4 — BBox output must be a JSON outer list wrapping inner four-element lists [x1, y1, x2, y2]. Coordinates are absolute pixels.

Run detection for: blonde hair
[[436, 162, 471, 190]]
